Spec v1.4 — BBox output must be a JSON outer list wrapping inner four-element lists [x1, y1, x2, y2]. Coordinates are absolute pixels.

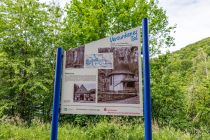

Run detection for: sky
[[40, 0, 210, 52], [158, 0, 210, 51], [76, 83, 96, 90]]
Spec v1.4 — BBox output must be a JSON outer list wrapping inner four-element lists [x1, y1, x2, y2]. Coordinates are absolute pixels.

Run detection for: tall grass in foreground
[[0, 121, 209, 140]]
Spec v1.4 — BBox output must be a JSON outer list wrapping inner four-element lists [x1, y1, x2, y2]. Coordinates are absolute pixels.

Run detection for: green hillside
[[175, 37, 210, 59], [151, 37, 210, 132]]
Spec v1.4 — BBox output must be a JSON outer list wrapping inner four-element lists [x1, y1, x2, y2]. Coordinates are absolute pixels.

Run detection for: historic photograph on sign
[[66, 46, 85, 68], [73, 83, 96, 103], [98, 46, 140, 104]]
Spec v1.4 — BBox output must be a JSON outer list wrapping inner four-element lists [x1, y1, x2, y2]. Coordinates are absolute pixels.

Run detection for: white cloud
[[158, 0, 210, 51], [39, 0, 70, 8]]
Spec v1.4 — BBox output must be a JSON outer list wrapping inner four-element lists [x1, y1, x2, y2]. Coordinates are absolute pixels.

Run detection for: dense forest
[[151, 37, 210, 131], [0, 0, 209, 139]]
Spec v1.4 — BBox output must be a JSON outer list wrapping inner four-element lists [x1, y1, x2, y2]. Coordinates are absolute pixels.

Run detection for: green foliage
[[1, 120, 209, 140], [0, 0, 61, 123], [151, 37, 210, 131], [0, 0, 174, 124], [0, 0, 209, 137], [151, 54, 187, 128], [61, 0, 175, 54]]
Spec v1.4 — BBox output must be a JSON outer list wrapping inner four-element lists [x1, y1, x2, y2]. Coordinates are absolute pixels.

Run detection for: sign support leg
[[50, 48, 63, 140], [142, 18, 152, 140]]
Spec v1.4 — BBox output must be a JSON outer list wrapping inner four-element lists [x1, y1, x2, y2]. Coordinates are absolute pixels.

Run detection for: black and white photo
[[66, 46, 85, 68], [73, 83, 96, 103]]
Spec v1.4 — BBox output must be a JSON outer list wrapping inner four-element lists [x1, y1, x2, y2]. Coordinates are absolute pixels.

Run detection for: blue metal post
[[142, 18, 152, 140], [51, 48, 63, 140]]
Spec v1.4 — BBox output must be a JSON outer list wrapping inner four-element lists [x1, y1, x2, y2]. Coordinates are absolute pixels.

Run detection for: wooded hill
[[151, 37, 210, 131]]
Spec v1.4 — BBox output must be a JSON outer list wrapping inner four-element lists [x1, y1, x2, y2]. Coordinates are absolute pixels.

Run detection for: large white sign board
[[61, 27, 143, 116]]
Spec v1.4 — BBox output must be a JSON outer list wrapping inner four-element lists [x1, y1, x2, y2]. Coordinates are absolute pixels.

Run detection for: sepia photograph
[[98, 46, 140, 104], [66, 46, 85, 68], [73, 83, 96, 103]]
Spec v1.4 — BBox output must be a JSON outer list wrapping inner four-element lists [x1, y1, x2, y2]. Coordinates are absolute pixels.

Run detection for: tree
[[58, 0, 176, 124], [150, 54, 186, 128], [61, 0, 175, 54], [150, 38, 210, 131], [186, 49, 210, 128], [0, 0, 61, 123]]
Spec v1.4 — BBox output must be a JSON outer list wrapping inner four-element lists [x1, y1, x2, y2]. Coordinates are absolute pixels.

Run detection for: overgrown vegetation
[[0, 0, 174, 123], [151, 38, 210, 132], [0, 119, 209, 140], [0, 0, 209, 139]]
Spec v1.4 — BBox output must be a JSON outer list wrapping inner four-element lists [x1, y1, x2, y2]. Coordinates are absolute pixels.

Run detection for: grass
[[0, 121, 209, 140]]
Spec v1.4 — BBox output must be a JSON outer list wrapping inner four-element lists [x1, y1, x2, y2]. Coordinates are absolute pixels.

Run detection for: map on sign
[[61, 27, 143, 116]]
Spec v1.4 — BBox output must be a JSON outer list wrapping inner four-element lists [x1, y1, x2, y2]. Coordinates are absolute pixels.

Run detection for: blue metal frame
[[49, 21, 151, 139], [142, 18, 152, 140], [50, 48, 63, 140]]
